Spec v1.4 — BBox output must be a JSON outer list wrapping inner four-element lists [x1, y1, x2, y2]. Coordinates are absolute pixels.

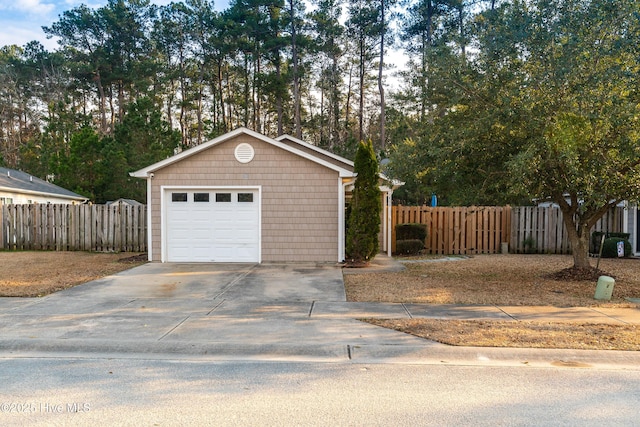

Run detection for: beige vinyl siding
[[149, 134, 340, 262]]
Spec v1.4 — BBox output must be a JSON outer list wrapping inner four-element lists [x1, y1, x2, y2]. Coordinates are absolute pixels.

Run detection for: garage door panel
[[165, 189, 259, 262], [234, 247, 256, 261]]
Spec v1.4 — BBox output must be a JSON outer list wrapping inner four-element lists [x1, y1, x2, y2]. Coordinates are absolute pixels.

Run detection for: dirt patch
[[346, 254, 640, 350], [0, 251, 147, 297]]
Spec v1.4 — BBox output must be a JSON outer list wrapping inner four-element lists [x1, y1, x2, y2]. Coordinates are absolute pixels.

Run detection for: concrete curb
[[2, 339, 639, 369]]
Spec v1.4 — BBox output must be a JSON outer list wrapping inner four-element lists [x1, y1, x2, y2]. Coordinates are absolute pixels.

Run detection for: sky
[[0, 0, 231, 50]]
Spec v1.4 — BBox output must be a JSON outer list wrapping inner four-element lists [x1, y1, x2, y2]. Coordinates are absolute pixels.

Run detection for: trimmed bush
[[601, 237, 632, 258], [395, 239, 425, 255], [346, 140, 380, 263], [608, 232, 631, 240], [395, 223, 427, 242]]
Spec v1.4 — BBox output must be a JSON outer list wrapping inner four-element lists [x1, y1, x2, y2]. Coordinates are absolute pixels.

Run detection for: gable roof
[[275, 134, 354, 172], [276, 134, 404, 189], [130, 127, 355, 178], [0, 167, 87, 201], [106, 198, 144, 206]]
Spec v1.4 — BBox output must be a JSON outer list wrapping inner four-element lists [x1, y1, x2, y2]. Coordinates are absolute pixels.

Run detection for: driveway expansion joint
[[590, 307, 631, 325], [158, 316, 191, 341], [496, 305, 518, 321], [211, 265, 258, 300], [401, 303, 413, 319], [206, 299, 226, 316], [307, 301, 315, 317]]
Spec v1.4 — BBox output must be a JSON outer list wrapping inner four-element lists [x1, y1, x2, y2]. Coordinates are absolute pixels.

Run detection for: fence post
[[391, 205, 397, 254], [0, 205, 4, 249]]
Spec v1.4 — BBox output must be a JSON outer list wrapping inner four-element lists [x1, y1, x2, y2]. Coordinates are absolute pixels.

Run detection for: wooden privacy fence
[[392, 205, 624, 255], [1, 204, 147, 252], [510, 206, 624, 254], [392, 206, 511, 255]]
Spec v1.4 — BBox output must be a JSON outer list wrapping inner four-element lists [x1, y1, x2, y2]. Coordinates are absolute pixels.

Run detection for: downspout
[[382, 190, 387, 255], [146, 173, 153, 261], [381, 189, 391, 256], [383, 179, 404, 257], [338, 179, 346, 262]]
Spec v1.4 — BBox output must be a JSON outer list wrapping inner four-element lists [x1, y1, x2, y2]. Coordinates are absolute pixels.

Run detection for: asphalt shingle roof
[[0, 167, 87, 200]]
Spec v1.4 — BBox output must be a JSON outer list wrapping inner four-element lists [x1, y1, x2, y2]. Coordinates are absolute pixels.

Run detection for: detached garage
[[131, 127, 398, 263]]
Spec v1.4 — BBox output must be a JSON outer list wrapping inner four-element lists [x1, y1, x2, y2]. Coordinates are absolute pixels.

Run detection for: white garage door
[[165, 189, 260, 262]]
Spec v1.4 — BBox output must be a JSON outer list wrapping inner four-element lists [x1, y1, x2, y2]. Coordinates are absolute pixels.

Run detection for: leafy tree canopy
[[388, 0, 640, 267]]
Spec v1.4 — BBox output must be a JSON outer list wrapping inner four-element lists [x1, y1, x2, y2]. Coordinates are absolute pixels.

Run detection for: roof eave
[[275, 134, 355, 168], [0, 186, 88, 201]]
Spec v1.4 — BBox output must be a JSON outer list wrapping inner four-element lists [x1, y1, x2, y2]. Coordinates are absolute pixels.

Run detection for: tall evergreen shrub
[[346, 140, 380, 264]]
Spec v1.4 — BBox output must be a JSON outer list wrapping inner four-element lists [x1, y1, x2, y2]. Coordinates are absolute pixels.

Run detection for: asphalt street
[[1, 356, 639, 427]]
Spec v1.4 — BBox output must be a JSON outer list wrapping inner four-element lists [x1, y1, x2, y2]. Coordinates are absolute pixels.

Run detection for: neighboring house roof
[[106, 198, 144, 206], [0, 167, 87, 202], [131, 127, 355, 178]]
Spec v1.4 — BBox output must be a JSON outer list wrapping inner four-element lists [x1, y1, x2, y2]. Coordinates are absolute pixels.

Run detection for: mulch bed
[[117, 253, 148, 263], [545, 266, 615, 282]]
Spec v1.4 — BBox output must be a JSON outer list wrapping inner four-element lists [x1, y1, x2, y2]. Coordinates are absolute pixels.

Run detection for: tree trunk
[[218, 61, 227, 132], [331, 52, 340, 147], [290, 0, 302, 138], [458, 3, 466, 59], [572, 227, 592, 268], [421, 0, 434, 121], [378, 0, 386, 151], [243, 54, 250, 127], [557, 199, 591, 268], [95, 71, 108, 135], [358, 34, 365, 142], [557, 196, 617, 269], [275, 58, 283, 136], [345, 62, 354, 132], [117, 80, 125, 124], [558, 211, 590, 268], [319, 83, 325, 146], [166, 77, 174, 130]]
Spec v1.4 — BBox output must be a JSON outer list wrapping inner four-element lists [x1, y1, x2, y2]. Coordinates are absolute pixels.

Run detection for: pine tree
[[346, 139, 380, 264]]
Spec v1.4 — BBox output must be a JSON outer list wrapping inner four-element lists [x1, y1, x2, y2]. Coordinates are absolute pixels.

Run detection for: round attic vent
[[234, 143, 255, 163]]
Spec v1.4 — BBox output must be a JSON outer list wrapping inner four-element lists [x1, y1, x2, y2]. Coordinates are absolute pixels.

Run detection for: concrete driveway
[[2, 262, 639, 368], [0, 263, 433, 361]]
